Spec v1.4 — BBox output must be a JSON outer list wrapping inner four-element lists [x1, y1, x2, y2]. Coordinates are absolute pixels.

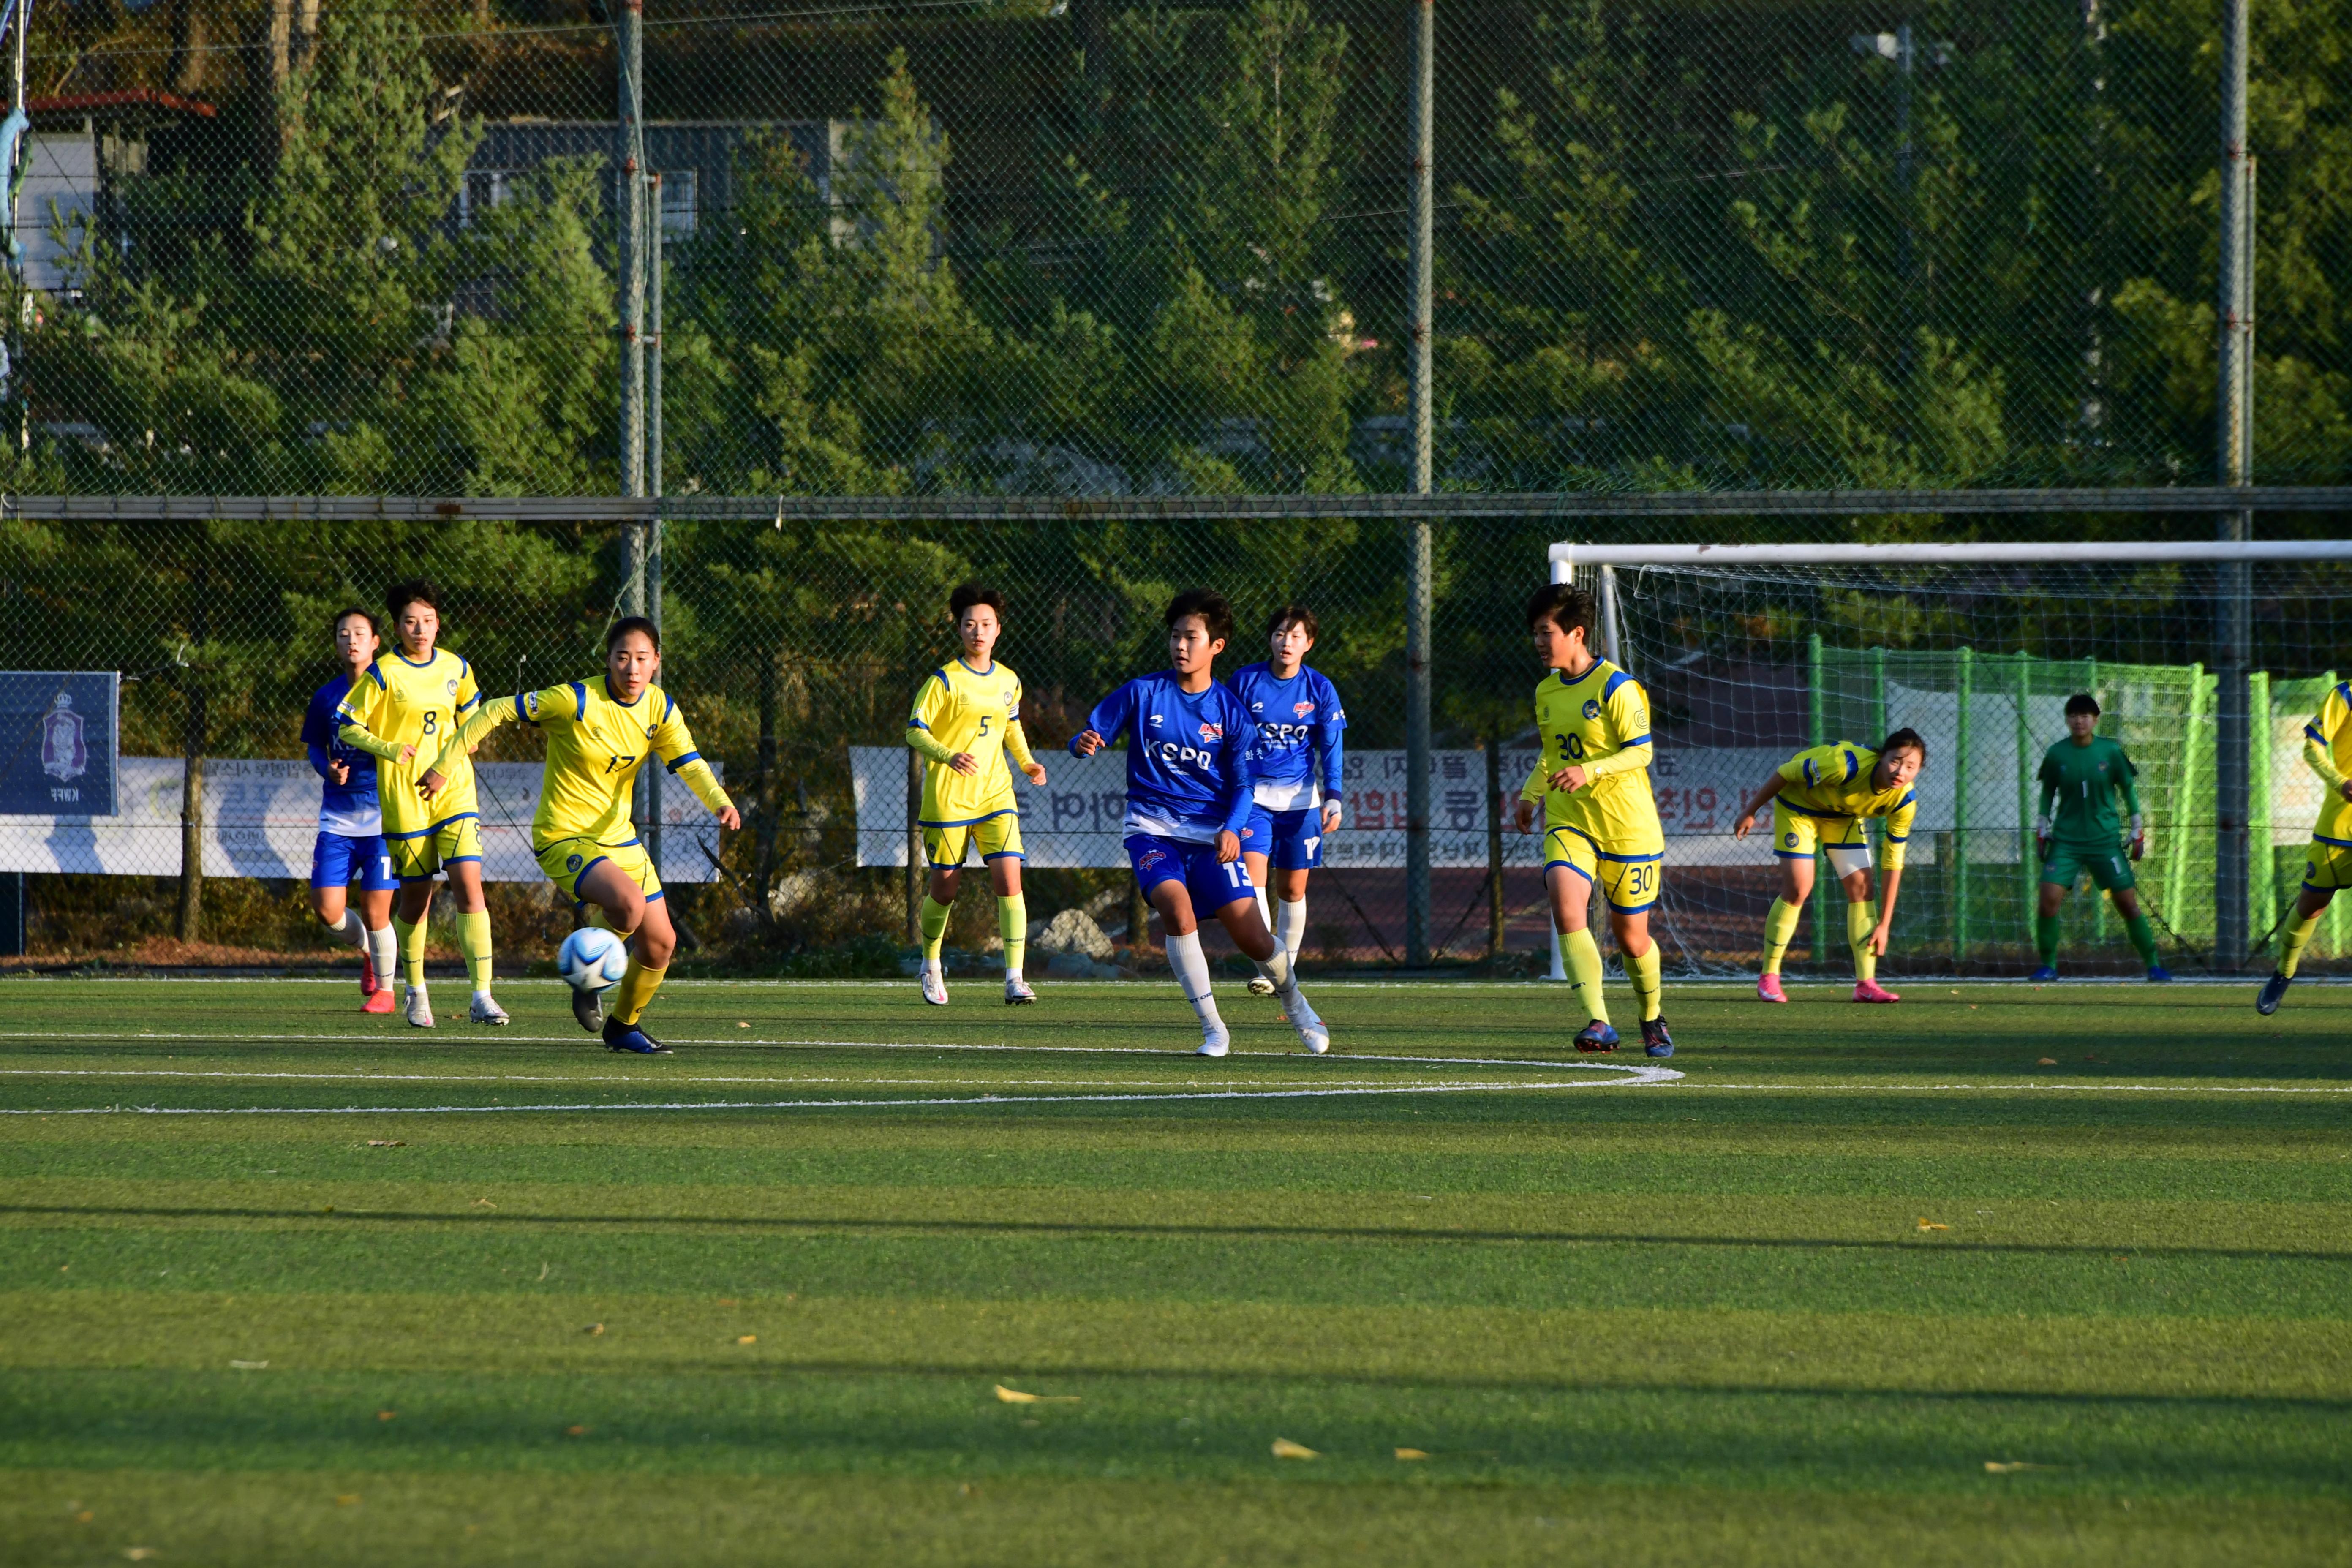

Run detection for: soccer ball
[[557, 926, 629, 992]]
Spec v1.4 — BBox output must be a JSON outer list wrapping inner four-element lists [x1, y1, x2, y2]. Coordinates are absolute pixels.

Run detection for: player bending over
[[426, 616, 739, 1054], [1733, 730, 1925, 1004], [335, 580, 503, 1029], [301, 607, 399, 1014], [1070, 588, 1328, 1057], [1513, 584, 1673, 1059], [906, 583, 1050, 1007], [2257, 678, 2352, 1014], [1232, 604, 1346, 996], [2031, 694, 2170, 983]]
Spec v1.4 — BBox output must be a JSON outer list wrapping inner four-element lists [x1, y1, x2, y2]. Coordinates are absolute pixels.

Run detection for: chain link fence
[[0, 0, 2347, 970]]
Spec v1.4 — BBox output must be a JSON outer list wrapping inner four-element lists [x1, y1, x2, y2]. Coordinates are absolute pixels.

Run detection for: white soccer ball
[[557, 926, 629, 991]]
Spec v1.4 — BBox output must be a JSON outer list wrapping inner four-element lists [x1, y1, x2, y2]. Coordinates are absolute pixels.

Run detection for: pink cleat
[[1756, 974, 1788, 1003], [362, 987, 397, 1015], [1852, 979, 1901, 1004]]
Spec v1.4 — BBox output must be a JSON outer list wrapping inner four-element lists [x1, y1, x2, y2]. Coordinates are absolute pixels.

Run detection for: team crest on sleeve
[[1785, 832, 1799, 848], [524, 691, 541, 718], [1582, 698, 1602, 720], [566, 853, 583, 872], [445, 679, 460, 697]]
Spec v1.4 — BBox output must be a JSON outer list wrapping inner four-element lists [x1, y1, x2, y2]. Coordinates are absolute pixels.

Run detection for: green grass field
[[3, 976, 2349, 1566]]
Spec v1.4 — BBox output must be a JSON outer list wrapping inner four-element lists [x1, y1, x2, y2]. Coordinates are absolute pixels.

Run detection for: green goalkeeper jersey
[[2037, 735, 2141, 845]]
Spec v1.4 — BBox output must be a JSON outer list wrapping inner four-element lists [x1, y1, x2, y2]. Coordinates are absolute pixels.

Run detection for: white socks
[[324, 908, 365, 948], [1166, 929, 1226, 1033], [364, 924, 397, 990], [1275, 896, 1307, 964], [1252, 945, 1294, 994], [1252, 885, 1271, 934]]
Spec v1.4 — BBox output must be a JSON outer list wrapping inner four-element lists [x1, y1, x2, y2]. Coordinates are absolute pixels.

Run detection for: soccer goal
[[1546, 537, 2352, 980]]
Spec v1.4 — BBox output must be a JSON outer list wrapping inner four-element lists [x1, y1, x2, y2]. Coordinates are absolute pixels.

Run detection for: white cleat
[[404, 986, 436, 1029], [1195, 1024, 1231, 1058], [920, 966, 949, 1006], [1246, 975, 1277, 996], [1004, 976, 1037, 1005], [469, 994, 510, 1026], [1282, 991, 1330, 1055]]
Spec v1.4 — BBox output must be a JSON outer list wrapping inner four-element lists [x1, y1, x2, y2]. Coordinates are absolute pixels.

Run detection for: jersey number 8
[[421, 710, 438, 735]]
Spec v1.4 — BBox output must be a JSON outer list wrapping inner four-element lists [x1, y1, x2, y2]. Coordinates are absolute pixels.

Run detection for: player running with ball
[[1734, 730, 1925, 1004], [2257, 677, 2352, 1014], [424, 616, 739, 1054], [1070, 589, 1328, 1058], [1231, 604, 1346, 995], [1514, 584, 1673, 1059], [906, 584, 1050, 1007], [2030, 694, 2170, 983]]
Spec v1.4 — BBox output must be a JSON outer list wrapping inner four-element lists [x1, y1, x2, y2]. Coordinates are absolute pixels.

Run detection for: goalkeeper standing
[[2030, 694, 2170, 983]]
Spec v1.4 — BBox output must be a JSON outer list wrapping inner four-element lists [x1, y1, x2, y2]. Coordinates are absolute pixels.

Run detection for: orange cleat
[[1852, 979, 1901, 1003], [362, 987, 397, 1015]]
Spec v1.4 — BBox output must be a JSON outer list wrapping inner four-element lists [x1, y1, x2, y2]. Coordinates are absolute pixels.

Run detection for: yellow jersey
[[439, 676, 730, 848], [1518, 658, 1663, 853], [2302, 681, 2352, 844], [1776, 743, 1919, 843], [906, 658, 1035, 826], [336, 647, 482, 835]]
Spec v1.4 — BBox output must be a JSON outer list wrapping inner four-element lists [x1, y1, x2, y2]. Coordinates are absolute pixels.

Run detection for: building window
[[659, 169, 697, 235], [460, 169, 512, 229]]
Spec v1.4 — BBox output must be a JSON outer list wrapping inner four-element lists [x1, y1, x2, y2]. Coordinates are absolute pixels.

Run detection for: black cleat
[[2256, 971, 2292, 1017], [572, 984, 606, 1034], [1641, 1018, 1674, 1059], [603, 1018, 672, 1054]]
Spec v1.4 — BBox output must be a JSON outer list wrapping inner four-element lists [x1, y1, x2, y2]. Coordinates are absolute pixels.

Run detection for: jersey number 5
[[977, 716, 993, 738]]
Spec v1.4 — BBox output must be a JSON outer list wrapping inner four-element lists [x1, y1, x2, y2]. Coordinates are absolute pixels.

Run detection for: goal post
[[1540, 538, 2352, 982]]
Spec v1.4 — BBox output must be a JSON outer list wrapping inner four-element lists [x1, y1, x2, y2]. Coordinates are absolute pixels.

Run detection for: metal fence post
[[616, 0, 646, 506], [1402, 0, 1435, 968], [645, 170, 665, 877], [2214, 0, 2253, 970], [1954, 646, 1974, 970], [1486, 734, 1504, 960]]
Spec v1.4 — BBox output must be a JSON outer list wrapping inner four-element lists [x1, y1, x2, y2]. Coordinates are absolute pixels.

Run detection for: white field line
[[0, 1038, 1678, 1114]]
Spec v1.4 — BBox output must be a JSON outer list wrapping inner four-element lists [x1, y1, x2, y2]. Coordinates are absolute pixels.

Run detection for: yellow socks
[[999, 892, 1027, 980], [612, 953, 667, 1026], [1625, 941, 1662, 1022], [920, 896, 952, 968], [1761, 897, 1801, 976], [1847, 901, 1879, 985], [2280, 909, 2321, 978], [392, 911, 426, 990], [460, 909, 495, 995], [1561, 926, 1610, 1025]]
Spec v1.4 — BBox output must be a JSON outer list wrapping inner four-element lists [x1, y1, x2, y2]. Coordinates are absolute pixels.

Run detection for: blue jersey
[[1230, 661, 1346, 811], [1072, 672, 1257, 842], [300, 674, 383, 837]]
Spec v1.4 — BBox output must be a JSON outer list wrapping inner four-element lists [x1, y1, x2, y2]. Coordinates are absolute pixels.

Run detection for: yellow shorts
[[1772, 800, 1870, 868], [538, 836, 663, 911], [388, 814, 483, 883], [2302, 837, 2352, 892], [1543, 825, 1663, 913], [924, 810, 1024, 868]]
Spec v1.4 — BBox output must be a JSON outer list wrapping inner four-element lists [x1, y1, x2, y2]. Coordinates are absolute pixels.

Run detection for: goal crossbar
[[1550, 539, 2352, 577]]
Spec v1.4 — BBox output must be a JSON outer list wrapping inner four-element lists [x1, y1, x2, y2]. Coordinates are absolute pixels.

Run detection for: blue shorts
[[1125, 833, 1256, 915], [311, 830, 397, 893], [1244, 804, 1325, 871]]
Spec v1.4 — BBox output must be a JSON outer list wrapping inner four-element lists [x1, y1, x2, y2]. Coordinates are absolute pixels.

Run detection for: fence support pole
[[1402, 0, 1435, 968], [1486, 735, 1504, 960], [616, 0, 646, 506], [645, 170, 665, 877], [1807, 632, 1827, 965], [2249, 668, 2272, 951], [1954, 646, 1973, 971], [2213, 0, 2253, 970]]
